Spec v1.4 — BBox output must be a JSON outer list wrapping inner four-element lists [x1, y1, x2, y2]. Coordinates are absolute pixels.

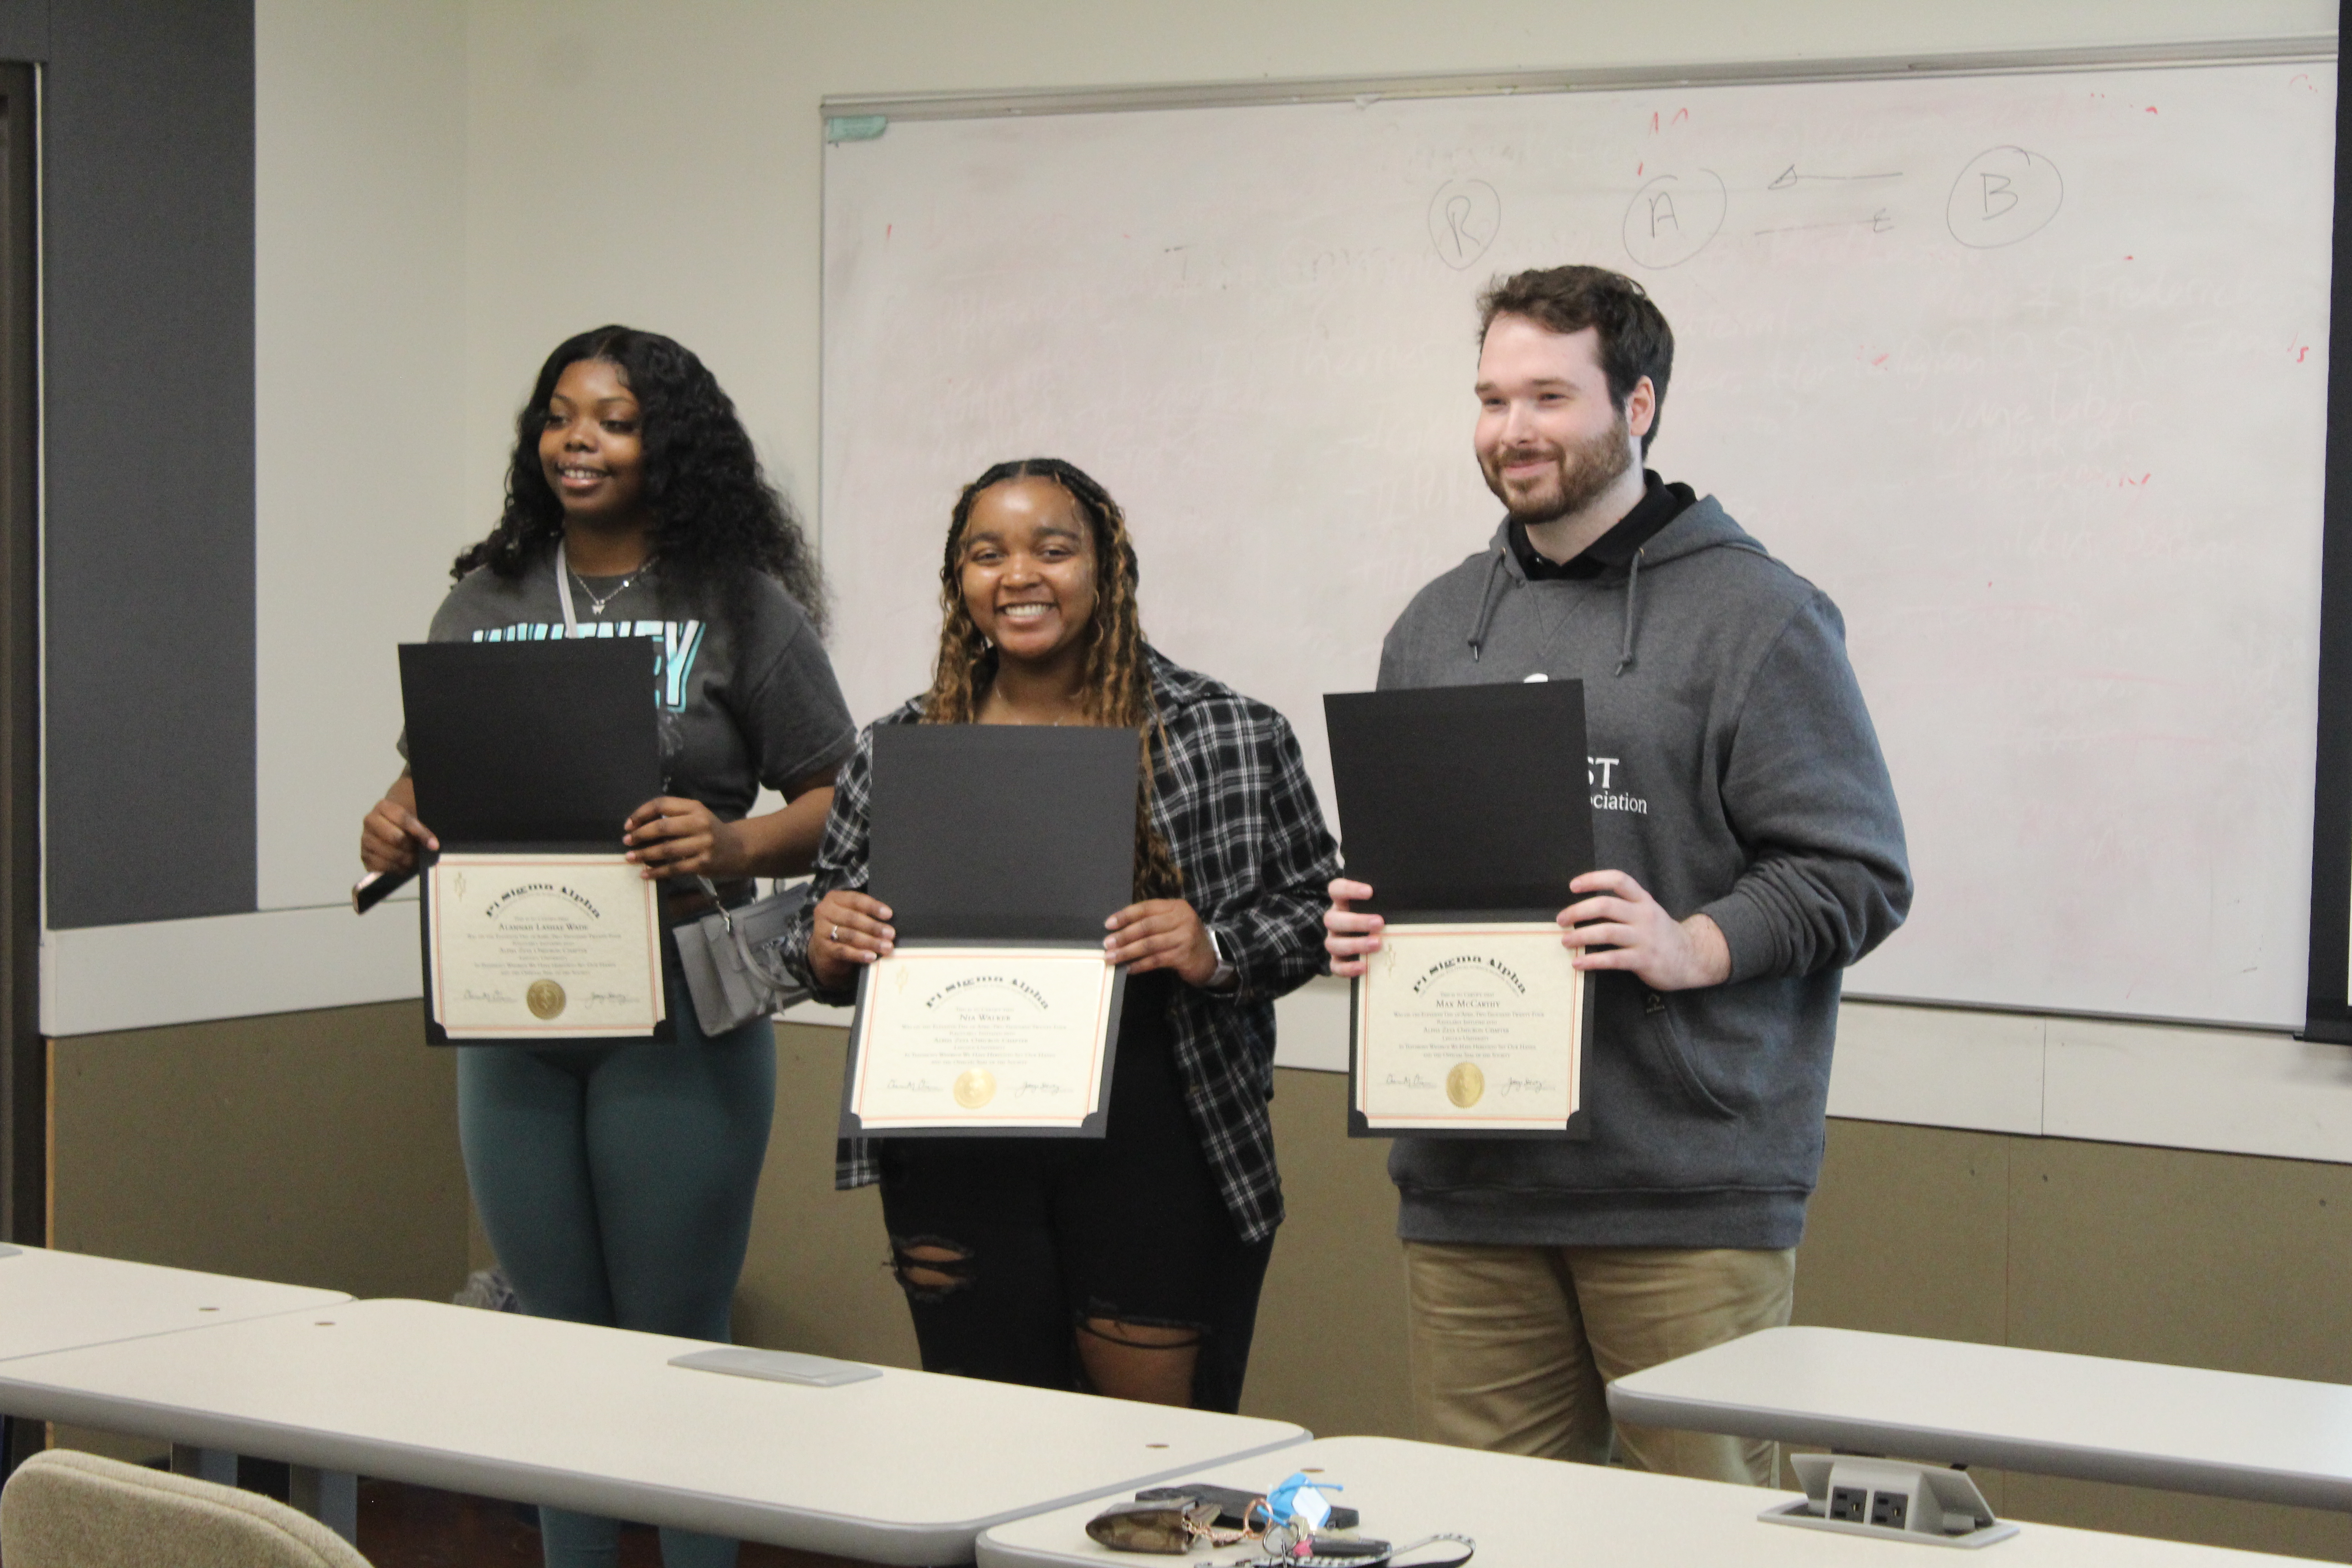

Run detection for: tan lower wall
[[49, 1000, 468, 1296], [45, 1000, 470, 1462], [45, 1010, 2352, 1561]]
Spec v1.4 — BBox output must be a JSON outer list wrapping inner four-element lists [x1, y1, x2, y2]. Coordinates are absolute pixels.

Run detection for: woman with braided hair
[[360, 327, 855, 1568], [781, 457, 1339, 1411]]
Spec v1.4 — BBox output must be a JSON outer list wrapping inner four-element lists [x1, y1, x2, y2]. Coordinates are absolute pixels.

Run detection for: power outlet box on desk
[[1762, 1455, 2019, 1549]]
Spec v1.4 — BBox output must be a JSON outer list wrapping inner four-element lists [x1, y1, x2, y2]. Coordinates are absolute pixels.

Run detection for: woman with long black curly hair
[[360, 327, 854, 1568]]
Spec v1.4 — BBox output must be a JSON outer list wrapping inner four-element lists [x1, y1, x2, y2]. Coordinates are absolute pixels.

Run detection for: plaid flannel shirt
[[774, 647, 1340, 1245]]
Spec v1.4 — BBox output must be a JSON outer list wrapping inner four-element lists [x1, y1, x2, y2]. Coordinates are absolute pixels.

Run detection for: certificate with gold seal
[[841, 947, 1124, 1136], [425, 853, 665, 1040], [1350, 921, 1588, 1137]]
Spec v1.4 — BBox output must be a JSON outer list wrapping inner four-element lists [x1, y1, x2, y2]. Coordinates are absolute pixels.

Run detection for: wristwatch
[[1205, 926, 1238, 991]]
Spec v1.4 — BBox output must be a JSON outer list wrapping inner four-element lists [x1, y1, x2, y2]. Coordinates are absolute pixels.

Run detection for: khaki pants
[[1402, 1240, 1795, 1485]]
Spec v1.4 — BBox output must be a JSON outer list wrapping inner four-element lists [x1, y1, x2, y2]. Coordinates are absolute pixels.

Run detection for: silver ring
[[831, 924, 842, 941]]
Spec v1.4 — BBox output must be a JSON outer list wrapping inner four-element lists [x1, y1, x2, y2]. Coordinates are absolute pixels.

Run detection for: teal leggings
[[457, 1005, 776, 1568]]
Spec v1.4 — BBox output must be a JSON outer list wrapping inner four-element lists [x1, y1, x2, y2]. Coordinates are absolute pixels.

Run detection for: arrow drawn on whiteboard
[[1767, 164, 1903, 188], [1427, 179, 1501, 270]]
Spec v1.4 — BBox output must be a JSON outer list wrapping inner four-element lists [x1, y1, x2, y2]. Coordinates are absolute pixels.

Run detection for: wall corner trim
[[41, 902, 418, 1037]]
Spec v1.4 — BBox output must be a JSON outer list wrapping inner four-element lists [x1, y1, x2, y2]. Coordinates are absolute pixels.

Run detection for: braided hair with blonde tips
[[921, 458, 1182, 901]]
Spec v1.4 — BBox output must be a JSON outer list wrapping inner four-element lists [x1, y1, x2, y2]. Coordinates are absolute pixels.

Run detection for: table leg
[[168, 1444, 236, 1487], [288, 1465, 359, 1544]]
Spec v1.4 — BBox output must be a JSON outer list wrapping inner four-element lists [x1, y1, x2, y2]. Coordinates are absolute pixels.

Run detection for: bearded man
[[1323, 265, 1912, 1483]]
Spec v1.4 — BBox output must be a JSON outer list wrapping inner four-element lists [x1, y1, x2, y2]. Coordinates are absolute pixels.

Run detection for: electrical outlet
[[1768, 1455, 2019, 1547]]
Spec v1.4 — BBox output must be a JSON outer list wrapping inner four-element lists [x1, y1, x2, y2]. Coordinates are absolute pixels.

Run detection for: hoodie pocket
[[1643, 990, 1737, 1120]]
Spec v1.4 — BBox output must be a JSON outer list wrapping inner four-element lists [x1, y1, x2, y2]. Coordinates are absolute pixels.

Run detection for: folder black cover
[[842, 724, 1138, 1139], [1323, 681, 1595, 920], [1324, 681, 1596, 1140], [397, 639, 669, 1044], [399, 639, 662, 847], [868, 724, 1139, 942]]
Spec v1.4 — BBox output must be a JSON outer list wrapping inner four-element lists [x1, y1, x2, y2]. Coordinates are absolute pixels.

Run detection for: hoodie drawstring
[[1613, 548, 1644, 676], [1465, 549, 1510, 663], [1465, 539, 1648, 672]]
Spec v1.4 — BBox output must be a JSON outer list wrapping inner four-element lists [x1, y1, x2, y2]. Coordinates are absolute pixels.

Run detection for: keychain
[[1215, 1533, 1475, 1568], [1086, 1471, 1474, 1567]]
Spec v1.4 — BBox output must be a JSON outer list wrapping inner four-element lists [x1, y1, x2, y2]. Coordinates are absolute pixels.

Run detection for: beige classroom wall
[[48, 1002, 467, 1298]]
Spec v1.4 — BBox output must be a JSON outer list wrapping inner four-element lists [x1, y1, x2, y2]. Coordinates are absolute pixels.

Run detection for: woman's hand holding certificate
[[833, 725, 1144, 1139], [822, 883, 1217, 1133]]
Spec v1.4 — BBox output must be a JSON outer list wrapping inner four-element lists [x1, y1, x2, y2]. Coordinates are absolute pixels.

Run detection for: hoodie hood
[[1466, 495, 1768, 672]]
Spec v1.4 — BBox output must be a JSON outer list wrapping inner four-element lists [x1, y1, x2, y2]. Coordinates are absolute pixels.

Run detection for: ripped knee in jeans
[[887, 1234, 975, 1301], [1077, 1314, 1205, 1352]]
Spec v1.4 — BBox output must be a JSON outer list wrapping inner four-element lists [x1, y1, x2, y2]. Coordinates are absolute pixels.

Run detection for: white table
[[0, 1243, 349, 1362], [1608, 1326, 2352, 1512], [975, 1435, 2326, 1566], [0, 1297, 1309, 1565], [0, 1243, 358, 1529]]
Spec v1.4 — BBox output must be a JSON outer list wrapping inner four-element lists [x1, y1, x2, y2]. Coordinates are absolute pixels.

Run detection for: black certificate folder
[[840, 725, 1138, 1140], [399, 639, 661, 846], [867, 724, 1139, 942], [1323, 681, 1595, 919], [398, 639, 667, 1045], [1325, 681, 1595, 1142]]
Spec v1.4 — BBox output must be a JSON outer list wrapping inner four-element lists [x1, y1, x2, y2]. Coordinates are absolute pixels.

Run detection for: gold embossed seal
[[1446, 1061, 1485, 1108], [526, 980, 567, 1020], [953, 1068, 997, 1109]]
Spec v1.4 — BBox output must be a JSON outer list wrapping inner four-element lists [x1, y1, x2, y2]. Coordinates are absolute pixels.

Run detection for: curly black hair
[[452, 325, 826, 635]]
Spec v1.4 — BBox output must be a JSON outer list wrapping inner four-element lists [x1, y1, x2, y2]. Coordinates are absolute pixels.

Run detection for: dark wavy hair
[[451, 326, 826, 635]]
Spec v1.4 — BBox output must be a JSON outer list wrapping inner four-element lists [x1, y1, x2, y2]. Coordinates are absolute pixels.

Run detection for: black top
[[1506, 469, 1695, 581]]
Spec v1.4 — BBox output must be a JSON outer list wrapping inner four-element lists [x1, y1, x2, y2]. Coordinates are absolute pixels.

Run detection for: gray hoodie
[[1377, 494, 1911, 1250]]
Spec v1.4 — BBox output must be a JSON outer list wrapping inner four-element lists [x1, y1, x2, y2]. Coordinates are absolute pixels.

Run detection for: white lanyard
[[554, 539, 581, 637]]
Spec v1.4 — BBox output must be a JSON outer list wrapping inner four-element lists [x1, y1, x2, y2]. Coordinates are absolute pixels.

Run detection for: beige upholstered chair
[[0, 1449, 371, 1568]]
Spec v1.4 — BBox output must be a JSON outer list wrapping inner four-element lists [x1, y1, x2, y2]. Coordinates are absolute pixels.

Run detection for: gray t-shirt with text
[[416, 550, 855, 822]]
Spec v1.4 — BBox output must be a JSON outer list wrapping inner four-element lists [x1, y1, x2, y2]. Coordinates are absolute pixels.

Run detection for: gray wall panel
[[0, 2, 44, 62], [44, 0, 255, 927]]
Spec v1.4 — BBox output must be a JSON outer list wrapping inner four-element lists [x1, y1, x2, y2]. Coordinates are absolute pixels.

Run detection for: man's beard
[[1481, 411, 1636, 526]]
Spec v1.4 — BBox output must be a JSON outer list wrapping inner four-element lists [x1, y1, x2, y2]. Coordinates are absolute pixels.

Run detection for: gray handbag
[[670, 877, 812, 1037]]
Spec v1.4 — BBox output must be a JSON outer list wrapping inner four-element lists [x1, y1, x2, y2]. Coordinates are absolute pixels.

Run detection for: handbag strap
[[699, 876, 809, 994]]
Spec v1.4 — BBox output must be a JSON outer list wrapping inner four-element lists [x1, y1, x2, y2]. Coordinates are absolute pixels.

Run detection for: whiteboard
[[821, 58, 2337, 1029]]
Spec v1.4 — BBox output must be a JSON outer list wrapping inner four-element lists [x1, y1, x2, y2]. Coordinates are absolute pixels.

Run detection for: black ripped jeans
[[875, 971, 1276, 1412]]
